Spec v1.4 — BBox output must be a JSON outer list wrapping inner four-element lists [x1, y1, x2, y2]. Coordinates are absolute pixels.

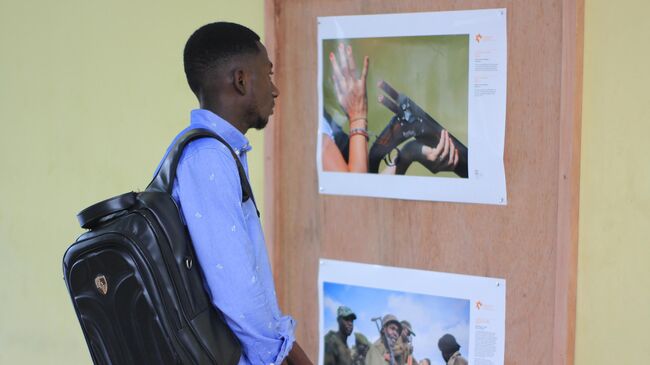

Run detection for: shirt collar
[[189, 109, 252, 155]]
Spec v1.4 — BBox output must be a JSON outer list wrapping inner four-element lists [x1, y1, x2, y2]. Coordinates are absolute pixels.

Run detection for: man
[[437, 334, 468, 365], [393, 320, 416, 365], [324, 306, 357, 365], [365, 315, 402, 365], [351, 332, 370, 365], [167, 22, 309, 365]]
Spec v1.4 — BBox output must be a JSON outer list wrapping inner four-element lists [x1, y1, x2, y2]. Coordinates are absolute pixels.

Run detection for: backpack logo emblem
[[94, 274, 108, 295]]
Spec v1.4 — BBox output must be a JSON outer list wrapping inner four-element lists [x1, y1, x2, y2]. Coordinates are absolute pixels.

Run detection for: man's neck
[[199, 99, 249, 134], [337, 331, 349, 346]]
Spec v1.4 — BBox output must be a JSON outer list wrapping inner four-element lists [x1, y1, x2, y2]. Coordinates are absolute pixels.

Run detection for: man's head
[[354, 332, 370, 356], [184, 22, 278, 132], [336, 306, 356, 336], [437, 333, 461, 362], [400, 320, 415, 340], [380, 314, 402, 345]]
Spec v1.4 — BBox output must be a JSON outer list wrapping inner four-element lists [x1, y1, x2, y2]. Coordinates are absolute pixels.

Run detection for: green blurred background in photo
[[322, 35, 469, 177]]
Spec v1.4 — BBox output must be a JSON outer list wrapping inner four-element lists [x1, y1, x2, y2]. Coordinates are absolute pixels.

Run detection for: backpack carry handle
[[77, 192, 137, 229], [146, 128, 257, 211]]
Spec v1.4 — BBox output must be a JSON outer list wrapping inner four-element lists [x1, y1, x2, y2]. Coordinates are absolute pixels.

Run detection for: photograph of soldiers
[[437, 334, 468, 365], [365, 314, 402, 365], [324, 306, 357, 365], [393, 320, 417, 365], [351, 332, 370, 365], [321, 282, 469, 365]]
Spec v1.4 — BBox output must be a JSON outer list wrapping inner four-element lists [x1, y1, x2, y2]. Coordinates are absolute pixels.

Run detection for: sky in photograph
[[322, 282, 470, 365]]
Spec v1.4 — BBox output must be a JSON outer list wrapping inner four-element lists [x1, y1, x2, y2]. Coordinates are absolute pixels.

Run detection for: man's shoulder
[[174, 137, 241, 180], [325, 331, 341, 344], [449, 352, 468, 365], [370, 339, 385, 353], [171, 135, 245, 200], [179, 136, 236, 162]]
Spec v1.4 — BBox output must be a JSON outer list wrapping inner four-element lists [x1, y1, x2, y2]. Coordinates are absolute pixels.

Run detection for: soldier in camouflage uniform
[[324, 306, 357, 365], [365, 314, 402, 365], [351, 332, 370, 365], [393, 320, 416, 365]]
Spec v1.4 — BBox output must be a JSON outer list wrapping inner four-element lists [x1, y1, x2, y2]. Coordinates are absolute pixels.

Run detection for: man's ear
[[233, 68, 247, 95]]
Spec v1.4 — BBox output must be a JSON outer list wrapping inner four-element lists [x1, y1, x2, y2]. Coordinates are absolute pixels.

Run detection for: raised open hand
[[329, 43, 369, 122]]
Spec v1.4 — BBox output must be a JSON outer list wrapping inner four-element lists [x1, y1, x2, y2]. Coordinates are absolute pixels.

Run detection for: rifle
[[369, 80, 469, 178], [371, 317, 395, 365]]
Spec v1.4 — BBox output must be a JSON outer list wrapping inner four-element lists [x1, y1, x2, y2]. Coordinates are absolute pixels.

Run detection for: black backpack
[[63, 128, 254, 364]]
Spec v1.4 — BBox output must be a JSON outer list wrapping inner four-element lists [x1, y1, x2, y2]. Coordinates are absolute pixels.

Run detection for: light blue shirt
[[320, 116, 334, 140], [163, 109, 295, 365]]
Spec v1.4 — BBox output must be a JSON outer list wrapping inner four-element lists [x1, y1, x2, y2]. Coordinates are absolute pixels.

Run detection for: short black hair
[[183, 22, 261, 95]]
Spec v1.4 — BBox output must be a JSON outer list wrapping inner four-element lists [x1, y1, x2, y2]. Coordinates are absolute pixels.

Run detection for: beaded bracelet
[[349, 127, 369, 141]]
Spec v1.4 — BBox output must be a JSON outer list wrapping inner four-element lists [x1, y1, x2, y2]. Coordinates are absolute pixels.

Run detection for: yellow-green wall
[[575, 0, 650, 363], [1, 0, 648, 363], [0, 1, 264, 363]]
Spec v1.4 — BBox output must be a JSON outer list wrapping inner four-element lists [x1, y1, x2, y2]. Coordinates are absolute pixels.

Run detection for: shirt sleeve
[[320, 116, 334, 140], [174, 142, 294, 365]]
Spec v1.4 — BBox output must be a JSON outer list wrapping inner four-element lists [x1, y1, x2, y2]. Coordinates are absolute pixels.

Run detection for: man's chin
[[253, 117, 269, 130]]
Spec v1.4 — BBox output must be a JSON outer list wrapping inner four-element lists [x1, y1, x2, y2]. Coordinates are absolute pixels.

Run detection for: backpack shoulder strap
[[146, 128, 258, 216]]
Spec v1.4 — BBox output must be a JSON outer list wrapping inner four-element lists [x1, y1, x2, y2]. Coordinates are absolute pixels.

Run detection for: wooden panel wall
[[264, 1, 583, 364]]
